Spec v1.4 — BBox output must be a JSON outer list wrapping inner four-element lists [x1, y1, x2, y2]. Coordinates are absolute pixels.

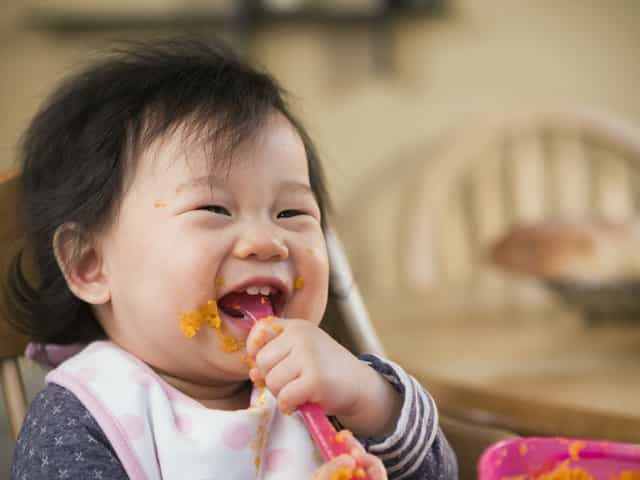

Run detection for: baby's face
[[96, 112, 329, 387]]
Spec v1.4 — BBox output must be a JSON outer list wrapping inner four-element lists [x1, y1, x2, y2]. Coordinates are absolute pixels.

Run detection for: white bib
[[47, 341, 323, 479]]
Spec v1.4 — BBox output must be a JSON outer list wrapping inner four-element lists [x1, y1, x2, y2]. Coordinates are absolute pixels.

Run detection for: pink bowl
[[479, 438, 640, 480]]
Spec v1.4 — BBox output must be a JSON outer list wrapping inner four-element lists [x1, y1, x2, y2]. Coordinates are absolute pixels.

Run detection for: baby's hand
[[245, 317, 369, 417], [245, 317, 402, 438], [310, 430, 387, 480]]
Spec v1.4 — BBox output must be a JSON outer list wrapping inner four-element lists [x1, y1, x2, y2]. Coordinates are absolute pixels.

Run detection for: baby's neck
[[159, 373, 253, 410]]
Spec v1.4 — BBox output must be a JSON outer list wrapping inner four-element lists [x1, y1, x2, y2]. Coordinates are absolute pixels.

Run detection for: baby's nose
[[232, 225, 289, 261]]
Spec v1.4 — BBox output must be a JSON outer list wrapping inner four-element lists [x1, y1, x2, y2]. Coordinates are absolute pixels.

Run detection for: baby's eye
[[277, 209, 305, 219], [198, 205, 231, 216]]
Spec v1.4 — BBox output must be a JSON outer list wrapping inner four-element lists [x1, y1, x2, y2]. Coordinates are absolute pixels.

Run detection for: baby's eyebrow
[[175, 176, 314, 196], [277, 181, 314, 196], [175, 175, 226, 194]]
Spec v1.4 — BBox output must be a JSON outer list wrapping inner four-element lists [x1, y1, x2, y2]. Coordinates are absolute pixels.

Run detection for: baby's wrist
[[335, 367, 402, 439]]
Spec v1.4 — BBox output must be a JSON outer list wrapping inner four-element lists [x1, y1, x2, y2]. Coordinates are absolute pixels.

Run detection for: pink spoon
[[240, 302, 367, 476]]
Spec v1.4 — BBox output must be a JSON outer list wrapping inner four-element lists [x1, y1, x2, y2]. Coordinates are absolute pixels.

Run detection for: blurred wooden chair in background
[[439, 415, 516, 480], [0, 172, 30, 441], [340, 109, 640, 316], [335, 108, 640, 467]]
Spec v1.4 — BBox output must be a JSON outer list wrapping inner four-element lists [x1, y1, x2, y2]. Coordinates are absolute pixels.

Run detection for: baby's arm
[[11, 383, 128, 480], [247, 319, 457, 480], [355, 354, 458, 480]]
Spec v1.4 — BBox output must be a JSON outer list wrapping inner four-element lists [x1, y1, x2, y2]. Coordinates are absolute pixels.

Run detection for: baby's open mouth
[[217, 287, 284, 321]]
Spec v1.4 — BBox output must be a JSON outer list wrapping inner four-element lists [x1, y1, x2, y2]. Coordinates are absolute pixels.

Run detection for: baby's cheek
[[296, 249, 330, 324]]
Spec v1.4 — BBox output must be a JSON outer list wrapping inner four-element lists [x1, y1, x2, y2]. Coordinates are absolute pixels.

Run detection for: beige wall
[[1, 0, 639, 212]]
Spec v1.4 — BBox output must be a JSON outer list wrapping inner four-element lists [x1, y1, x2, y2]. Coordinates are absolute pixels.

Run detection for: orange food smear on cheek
[[179, 299, 245, 352], [216, 329, 245, 352]]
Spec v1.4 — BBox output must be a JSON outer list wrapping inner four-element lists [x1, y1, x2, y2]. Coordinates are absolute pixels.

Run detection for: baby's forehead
[[130, 120, 242, 181], [128, 113, 306, 189]]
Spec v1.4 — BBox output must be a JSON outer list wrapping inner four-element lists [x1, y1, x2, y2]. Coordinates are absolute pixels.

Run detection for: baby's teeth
[[244, 286, 273, 295]]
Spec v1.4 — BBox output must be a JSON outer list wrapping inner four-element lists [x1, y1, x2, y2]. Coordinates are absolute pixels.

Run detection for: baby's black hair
[[6, 37, 330, 344]]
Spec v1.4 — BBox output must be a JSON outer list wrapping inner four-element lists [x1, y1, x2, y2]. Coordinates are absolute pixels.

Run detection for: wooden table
[[371, 301, 640, 442]]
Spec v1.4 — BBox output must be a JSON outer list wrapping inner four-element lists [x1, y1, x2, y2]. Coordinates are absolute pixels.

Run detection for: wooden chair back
[[440, 415, 517, 480], [339, 109, 640, 314]]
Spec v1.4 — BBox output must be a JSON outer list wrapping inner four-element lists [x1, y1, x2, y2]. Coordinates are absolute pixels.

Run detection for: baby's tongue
[[218, 292, 273, 322]]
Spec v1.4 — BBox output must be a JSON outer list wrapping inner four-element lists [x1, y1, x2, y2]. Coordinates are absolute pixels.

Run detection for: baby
[[9, 38, 457, 479]]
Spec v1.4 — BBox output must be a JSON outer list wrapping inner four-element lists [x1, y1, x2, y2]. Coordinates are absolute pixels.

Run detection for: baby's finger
[[337, 430, 363, 455], [356, 453, 387, 480], [276, 376, 313, 415], [334, 431, 372, 479], [334, 431, 386, 479], [311, 454, 356, 480], [245, 316, 284, 358], [262, 354, 300, 397], [253, 332, 293, 379]]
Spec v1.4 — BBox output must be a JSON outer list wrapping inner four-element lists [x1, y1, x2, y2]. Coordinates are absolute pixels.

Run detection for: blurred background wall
[[1, 0, 639, 213]]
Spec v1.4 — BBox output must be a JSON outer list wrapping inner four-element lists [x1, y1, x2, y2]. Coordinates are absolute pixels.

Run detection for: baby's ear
[[52, 223, 110, 305]]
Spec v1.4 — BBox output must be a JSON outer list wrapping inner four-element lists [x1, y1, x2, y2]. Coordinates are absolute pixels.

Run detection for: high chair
[[0, 171, 516, 480]]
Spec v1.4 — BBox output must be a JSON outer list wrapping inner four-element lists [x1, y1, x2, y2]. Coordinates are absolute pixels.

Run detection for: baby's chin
[[158, 365, 251, 394]]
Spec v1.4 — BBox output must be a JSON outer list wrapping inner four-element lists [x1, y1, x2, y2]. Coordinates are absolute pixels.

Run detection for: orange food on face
[[215, 328, 244, 352], [180, 300, 222, 337], [180, 299, 245, 352], [202, 300, 221, 328], [354, 467, 366, 479], [153, 201, 167, 208], [214, 276, 224, 287], [295, 277, 304, 289], [179, 311, 202, 337]]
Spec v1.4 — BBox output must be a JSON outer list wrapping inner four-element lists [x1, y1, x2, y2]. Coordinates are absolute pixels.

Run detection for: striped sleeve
[[357, 354, 458, 480]]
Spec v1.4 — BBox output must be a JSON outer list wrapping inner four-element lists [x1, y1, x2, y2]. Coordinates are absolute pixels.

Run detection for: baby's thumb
[[312, 454, 357, 480]]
